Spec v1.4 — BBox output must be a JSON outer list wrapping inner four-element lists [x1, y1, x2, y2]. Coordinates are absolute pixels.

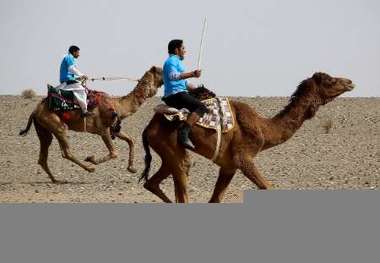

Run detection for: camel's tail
[[139, 127, 152, 183], [19, 111, 35, 136]]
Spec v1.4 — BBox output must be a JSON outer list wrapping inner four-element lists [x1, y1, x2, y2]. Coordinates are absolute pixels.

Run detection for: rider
[[162, 39, 208, 150], [59, 45, 93, 117]]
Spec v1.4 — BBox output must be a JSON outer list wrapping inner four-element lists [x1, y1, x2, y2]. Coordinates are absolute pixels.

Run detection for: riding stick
[[197, 17, 208, 70]]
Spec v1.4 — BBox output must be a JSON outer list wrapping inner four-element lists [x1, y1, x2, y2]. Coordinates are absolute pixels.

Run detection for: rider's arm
[[179, 70, 201, 80], [68, 65, 84, 77], [167, 61, 202, 81], [169, 70, 201, 80], [66, 55, 85, 78]]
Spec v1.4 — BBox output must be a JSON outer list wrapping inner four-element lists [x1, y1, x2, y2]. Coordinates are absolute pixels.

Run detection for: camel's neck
[[116, 80, 157, 119], [263, 95, 317, 149]]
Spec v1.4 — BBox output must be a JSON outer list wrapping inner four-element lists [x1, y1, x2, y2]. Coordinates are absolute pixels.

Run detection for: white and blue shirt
[[59, 53, 77, 83], [163, 54, 188, 97]]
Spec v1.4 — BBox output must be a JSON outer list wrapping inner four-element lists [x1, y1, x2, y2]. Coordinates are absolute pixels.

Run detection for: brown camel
[[140, 72, 355, 203], [19, 66, 163, 183]]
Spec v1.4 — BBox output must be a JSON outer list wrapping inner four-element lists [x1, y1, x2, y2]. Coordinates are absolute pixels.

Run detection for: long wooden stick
[[197, 17, 208, 70]]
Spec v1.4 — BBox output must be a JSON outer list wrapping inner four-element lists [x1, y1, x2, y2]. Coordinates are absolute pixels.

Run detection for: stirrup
[[179, 127, 195, 150], [181, 139, 195, 150]]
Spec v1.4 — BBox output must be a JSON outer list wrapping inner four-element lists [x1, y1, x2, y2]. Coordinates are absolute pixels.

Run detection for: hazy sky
[[0, 0, 379, 97]]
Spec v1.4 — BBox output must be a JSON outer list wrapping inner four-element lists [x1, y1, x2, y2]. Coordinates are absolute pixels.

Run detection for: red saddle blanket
[[48, 87, 116, 123]]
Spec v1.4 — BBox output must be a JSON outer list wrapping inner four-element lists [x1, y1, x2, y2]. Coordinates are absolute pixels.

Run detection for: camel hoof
[[87, 166, 95, 173], [127, 167, 137, 173], [84, 155, 96, 164]]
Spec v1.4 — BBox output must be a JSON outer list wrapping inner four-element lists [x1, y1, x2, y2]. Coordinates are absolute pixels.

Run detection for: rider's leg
[[72, 87, 93, 117], [168, 92, 208, 150], [73, 89, 87, 111]]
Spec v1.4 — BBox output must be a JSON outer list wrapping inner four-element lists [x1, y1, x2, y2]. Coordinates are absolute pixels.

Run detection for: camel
[[140, 72, 355, 203], [19, 66, 163, 183]]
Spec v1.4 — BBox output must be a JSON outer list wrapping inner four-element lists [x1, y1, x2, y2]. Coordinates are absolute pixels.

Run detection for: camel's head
[[147, 66, 164, 88], [136, 66, 164, 99], [311, 72, 355, 104], [290, 72, 355, 120]]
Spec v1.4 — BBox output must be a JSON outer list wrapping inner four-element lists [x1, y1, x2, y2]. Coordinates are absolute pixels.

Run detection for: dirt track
[[0, 95, 379, 203]]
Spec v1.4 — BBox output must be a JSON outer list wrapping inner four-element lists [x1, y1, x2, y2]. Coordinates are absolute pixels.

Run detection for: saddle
[[46, 84, 120, 136], [154, 86, 235, 133], [47, 84, 103, 112]]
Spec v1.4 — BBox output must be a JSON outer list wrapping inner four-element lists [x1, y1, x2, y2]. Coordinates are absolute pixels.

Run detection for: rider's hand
[[81, 75, 89, 80], [193, 69, 202, 78]]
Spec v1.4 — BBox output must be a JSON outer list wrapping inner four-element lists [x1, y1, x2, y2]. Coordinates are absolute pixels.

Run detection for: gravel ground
[[0, 95, 379, 203]]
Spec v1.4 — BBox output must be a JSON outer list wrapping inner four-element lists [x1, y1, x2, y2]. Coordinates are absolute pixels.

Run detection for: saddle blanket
[[155, 97, 235, 133], [47, 84, 102, 112]]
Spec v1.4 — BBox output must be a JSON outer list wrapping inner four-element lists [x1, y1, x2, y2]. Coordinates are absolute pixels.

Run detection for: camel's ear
[[312, 72, 324, 85]]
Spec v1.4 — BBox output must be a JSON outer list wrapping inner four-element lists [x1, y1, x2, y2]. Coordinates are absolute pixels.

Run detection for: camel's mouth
[[346, 83, 355, 91]]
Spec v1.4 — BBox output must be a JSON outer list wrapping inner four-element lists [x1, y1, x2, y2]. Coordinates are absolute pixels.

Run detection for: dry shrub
[[21, 89, 37, 99], [321, 119, 333, 134]]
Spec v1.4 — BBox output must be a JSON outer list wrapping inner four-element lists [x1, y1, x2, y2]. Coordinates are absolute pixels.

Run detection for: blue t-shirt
[[59, 53, 77, 83], [163, 55, 188, 97]]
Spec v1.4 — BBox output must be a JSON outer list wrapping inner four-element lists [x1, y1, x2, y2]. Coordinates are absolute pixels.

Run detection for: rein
[[89, 76, 140, 82]]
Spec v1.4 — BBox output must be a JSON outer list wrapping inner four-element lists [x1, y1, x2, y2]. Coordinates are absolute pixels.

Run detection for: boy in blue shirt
[[162, 39, 208, 150], [59, 45, 93, 117]]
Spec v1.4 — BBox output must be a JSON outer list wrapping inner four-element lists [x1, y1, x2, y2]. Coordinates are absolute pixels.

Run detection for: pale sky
[[0, 0, 379, 97]]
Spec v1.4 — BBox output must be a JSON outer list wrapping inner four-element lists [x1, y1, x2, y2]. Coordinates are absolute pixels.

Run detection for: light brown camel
[[19, 66, 163, 183], [140, 72, 355, 203]]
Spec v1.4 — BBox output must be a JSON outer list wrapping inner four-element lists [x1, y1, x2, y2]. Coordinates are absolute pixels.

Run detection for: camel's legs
[[209, 167, 237, 203], [54, 130, 95, 173], [144, 146, 190, 203], [114, 131, 136, 173], [143, 163, 172, 203], [85, 129, 118, 165], [172, 153, 191, 203], [172, 166, 189, 203], [239, 159, 272, 189], [34, 122, 63, 183]]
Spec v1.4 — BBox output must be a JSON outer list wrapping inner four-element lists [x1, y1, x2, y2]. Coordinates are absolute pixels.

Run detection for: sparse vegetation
[[21, 89, 37, 99]]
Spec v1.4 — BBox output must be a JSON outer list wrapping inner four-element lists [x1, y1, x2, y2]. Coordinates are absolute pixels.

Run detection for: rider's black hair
[[168, 39, 183, 54], [68, 45, 80, 55]]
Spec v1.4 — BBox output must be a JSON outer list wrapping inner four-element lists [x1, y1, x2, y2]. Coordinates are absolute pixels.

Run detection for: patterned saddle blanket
[[155, 97, 235, 133], [47, 84, 105, 112]]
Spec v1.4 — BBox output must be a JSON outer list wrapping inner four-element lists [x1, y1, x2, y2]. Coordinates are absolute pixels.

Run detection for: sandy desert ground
[[0, 95, 379, 203]]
